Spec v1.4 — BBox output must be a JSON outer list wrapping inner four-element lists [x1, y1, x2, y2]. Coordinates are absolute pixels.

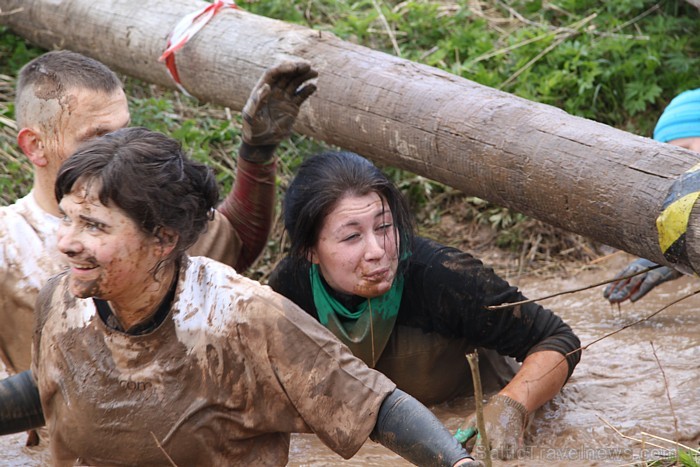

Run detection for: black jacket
[[269, 236, 581, 378]]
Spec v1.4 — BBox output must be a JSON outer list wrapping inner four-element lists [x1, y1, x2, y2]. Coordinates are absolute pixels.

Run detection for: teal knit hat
[[653, 88, 700, 142]]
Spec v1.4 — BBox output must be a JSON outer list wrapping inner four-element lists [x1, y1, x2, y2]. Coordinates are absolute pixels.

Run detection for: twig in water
[[532, 289, 700, 381], [649, 341, 680, 445], [638, 431, 700, 456], [466, 351, 492, 467], [485, 263, 662, 310], [580, 288, 700, 350], [597, 415, 668, 451], [598, 416, 700, 466]]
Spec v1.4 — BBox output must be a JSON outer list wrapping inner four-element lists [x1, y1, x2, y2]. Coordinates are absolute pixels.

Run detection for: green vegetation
[[643, 448, 700, 467], [1, 1, 700, 272]]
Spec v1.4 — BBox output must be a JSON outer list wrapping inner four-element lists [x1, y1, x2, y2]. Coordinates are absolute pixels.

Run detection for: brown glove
[[460, 394, 529, 460], [240, 60, 317, 161]]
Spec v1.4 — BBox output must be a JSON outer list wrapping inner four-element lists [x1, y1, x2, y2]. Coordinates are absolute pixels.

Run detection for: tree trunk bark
[[3, 0, 700, 273]]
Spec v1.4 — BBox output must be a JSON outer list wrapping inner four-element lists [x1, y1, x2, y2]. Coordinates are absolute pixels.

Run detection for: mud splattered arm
[[218, 61, 317, 272], [412, 238, 580, 377]]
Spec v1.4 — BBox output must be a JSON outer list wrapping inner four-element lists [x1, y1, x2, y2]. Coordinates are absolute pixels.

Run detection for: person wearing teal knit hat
[[605, 88, 700, 303], [653, 88, 700, 149]]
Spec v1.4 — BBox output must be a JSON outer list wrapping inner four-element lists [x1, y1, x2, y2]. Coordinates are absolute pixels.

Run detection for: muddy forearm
[[217, 144, 276, 272], [0, 370, 45, 435], [500, 350, 569, 413], [370, 389, 473, 466]]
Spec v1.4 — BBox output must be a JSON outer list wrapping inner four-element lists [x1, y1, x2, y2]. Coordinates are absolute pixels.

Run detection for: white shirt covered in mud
[[32, 256, 395, 466], [0, 192, 240, 373], [0, 192, 65, 373]]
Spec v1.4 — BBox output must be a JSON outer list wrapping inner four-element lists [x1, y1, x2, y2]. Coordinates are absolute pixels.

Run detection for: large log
[[3, 0, 700, 273]]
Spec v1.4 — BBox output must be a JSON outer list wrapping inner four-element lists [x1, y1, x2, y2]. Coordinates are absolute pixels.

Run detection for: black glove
[[603, 258, 681, 304], [458, 394, 528, 461], [240, 60, 317, 162]]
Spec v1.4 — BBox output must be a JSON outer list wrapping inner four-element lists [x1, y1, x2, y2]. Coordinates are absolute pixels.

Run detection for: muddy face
[[41, 87, 130, 179], [310, 192, 399, 298], [56, 178, 164, 309]]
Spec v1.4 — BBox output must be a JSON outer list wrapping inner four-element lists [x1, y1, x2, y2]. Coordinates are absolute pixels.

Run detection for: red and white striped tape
[[159, 0, 238, 95]]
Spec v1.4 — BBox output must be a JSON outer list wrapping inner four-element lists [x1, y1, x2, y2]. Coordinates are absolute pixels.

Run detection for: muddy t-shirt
[[32, 256, 395, 466], [0, 192, 239, 373], [0, 192, 64, 373]]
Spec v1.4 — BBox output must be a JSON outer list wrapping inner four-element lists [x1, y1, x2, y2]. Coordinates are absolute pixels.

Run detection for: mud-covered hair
[[15, 50, 122, 128], [55, 127, 218, 263], [283, 150, 414, 269]]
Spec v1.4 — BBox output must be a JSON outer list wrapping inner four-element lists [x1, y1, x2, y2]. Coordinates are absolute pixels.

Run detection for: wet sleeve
[[261, 295, 396, 459], [0, 370, 45, 435], [217, 155, 276, 272], [370, 389, 472, 466], [413, 240, 581, 378]]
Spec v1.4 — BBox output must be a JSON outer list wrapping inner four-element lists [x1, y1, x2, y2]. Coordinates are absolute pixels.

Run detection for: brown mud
[[2, 252, 699, 466]]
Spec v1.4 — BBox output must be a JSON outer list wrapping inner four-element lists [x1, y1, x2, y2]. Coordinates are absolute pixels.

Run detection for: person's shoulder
[[36, 271, 73, 324], [411, 236, 485, 276], [268, 256, 306, 289], [185, 255, 261, 283], [187, 210, 243, 269], [411, 236, 468, 263], [0, 197, 27, 226], [178, 256, 285, 321], [0, 192, 59, 243]]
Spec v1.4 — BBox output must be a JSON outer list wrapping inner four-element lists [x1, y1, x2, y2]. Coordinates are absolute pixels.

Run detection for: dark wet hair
[[15, 50, 123, 128], [55, 127, 218, 264], [283, 150, 414, 269]]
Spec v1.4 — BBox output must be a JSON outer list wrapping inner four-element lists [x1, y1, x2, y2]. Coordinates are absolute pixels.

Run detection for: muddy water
[[2, 254, 699, 466]]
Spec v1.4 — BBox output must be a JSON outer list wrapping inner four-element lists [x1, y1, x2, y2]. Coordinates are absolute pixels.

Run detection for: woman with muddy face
[[0, 127, 482, 466], [268, 151, 582, 461]]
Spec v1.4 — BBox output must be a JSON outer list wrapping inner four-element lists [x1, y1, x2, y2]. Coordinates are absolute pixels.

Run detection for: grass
[[2, 0, 700, 278]]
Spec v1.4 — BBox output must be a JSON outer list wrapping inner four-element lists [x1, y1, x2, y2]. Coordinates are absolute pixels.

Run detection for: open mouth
[[70, 262, 98, 273]]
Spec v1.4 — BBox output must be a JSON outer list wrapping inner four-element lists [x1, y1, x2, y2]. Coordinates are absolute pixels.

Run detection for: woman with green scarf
[[268, 151, 581, 460]]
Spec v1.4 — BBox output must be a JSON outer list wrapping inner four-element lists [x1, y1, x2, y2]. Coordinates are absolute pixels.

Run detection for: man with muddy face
[[0, 128, 482, 466], [268, 151, 582, 461], [604, 88, 700, 304], [0, 50, 316, 375]]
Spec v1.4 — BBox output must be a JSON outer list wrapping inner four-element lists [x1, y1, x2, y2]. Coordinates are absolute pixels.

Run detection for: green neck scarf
[[309, 263, 406, 367], [309, 264, 404, 326]]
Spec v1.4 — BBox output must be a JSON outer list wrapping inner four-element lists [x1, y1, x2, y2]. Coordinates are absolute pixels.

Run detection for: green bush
[[1, 1, 699, 255]]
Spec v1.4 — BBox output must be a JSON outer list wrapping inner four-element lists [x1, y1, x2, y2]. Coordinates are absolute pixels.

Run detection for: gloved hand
[[603, 258, 681, 304], [240, 60, 318, 161], [457, 394, 528, 460]]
